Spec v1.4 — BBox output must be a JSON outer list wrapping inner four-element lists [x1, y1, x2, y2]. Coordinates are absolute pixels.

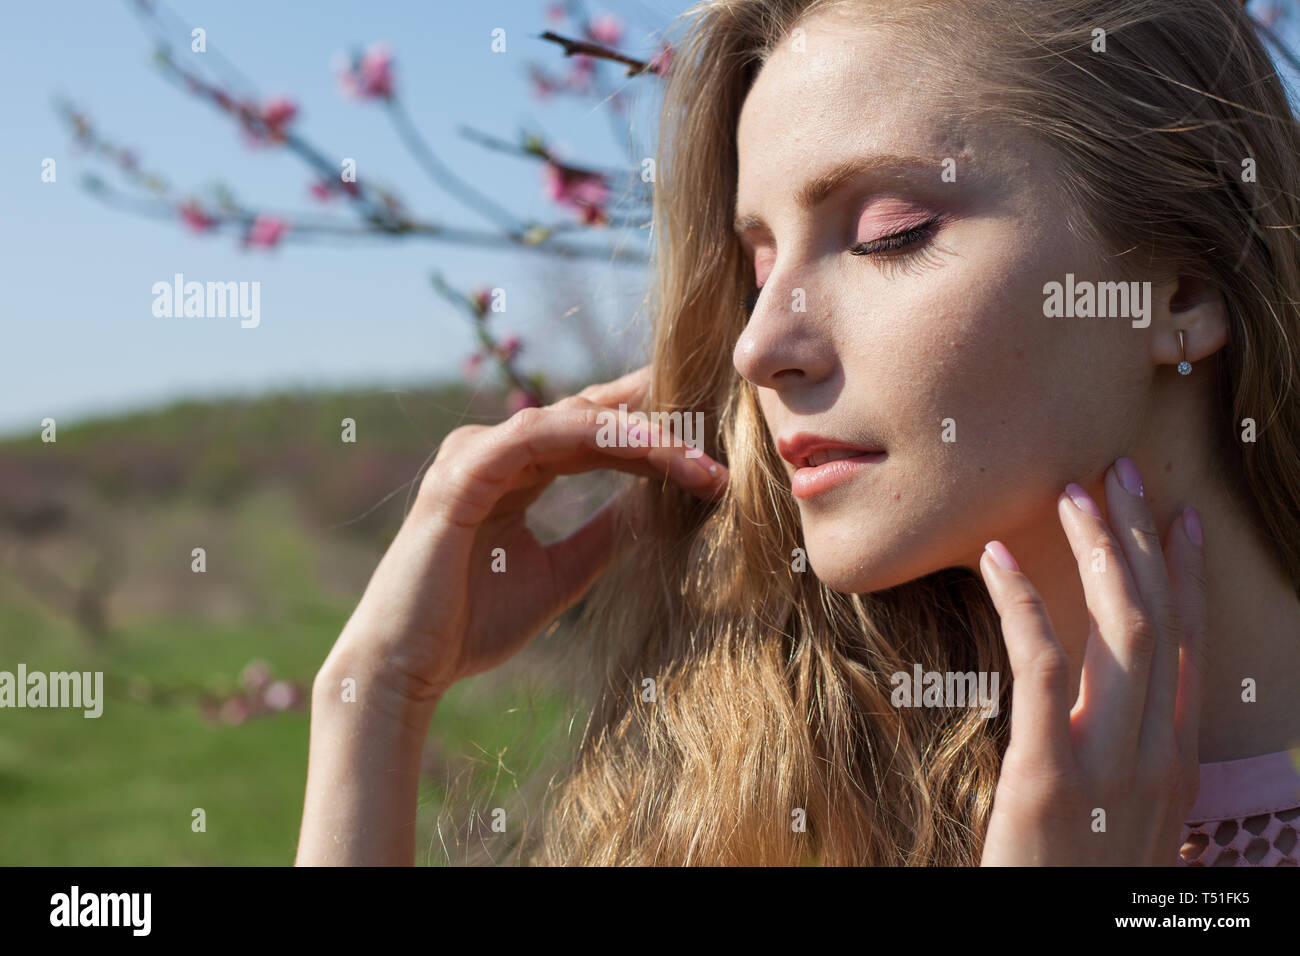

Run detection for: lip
[[777, 433, 887, 500]]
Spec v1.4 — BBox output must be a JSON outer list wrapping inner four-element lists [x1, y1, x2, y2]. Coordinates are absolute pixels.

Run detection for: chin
[[803, 526, 949, 595], [806, 546, 890, 594]]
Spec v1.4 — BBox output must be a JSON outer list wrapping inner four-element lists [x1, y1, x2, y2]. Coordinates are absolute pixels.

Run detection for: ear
[[1150, 274, 1229, 369]]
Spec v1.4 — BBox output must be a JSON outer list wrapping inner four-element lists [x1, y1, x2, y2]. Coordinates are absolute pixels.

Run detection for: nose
[[732, 277, 837, 390]]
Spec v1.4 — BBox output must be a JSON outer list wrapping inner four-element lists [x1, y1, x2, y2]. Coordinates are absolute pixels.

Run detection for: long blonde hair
[[457, 0, 1300, 866]]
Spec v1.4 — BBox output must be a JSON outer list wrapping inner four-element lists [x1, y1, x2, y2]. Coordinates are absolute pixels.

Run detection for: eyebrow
[[733, 153, 946, 235]]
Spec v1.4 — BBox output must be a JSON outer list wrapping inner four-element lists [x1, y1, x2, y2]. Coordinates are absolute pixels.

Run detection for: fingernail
[[692, 456, 722, 481], [984, 540, 1020, 572], [1115, 457, 1144, 497], [1184, 506, 1203, 547], [1065, 482, 1102, 518]]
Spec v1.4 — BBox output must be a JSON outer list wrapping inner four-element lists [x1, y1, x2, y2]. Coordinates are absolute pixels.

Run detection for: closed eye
[[850, 214, 946, 279], [741, 213, 945, 313], [850, 214, 941, 257]]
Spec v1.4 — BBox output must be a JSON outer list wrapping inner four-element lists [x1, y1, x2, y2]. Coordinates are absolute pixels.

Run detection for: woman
[[296, 0, 1300, 865]]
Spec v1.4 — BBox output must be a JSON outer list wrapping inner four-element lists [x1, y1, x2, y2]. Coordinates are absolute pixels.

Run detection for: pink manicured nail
[[691, 455, 722, 482], [1184, 506, 1203, 547], [1115, 456, 1144, 497], [984, 540, 1020, 572], [1065, 482, 1102, 518]]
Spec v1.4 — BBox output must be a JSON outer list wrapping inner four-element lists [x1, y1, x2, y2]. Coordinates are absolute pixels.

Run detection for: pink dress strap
[[1179, 746, 1300, 866]]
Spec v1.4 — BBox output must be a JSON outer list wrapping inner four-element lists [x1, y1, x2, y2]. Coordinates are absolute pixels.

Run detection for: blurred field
[[0, 383, 604, 865]]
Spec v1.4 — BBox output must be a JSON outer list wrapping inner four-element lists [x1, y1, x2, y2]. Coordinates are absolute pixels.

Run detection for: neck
[[988, 366, 1300, 764]]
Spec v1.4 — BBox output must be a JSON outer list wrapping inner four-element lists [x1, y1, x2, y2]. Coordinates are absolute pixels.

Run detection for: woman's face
[[733, 10, 1153, 593]]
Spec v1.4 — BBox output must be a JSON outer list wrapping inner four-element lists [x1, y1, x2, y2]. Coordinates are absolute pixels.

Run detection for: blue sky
[[0, 0, 683, 436], [3, 2, 1298, 437]]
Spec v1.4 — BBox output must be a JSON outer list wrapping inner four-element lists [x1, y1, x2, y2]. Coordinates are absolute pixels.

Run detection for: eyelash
[[742, 214, 944, 313], [849, 214, 942, 258]]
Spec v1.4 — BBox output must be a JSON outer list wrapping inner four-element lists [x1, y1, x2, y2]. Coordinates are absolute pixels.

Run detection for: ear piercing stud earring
[[1177, 329, 1192, 376]]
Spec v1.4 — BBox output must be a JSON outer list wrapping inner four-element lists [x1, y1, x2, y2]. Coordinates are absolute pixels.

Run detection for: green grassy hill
[[0, 382, 594, 864]]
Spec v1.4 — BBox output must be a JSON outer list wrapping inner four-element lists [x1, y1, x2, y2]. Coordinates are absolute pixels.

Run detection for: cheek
[[844, 231, 1136, 477]]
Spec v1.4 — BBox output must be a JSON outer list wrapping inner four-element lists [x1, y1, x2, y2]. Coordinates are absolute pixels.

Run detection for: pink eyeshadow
[[854, 197, 938, 241]]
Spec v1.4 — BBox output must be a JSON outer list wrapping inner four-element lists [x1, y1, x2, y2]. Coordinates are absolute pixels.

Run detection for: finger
[[1162, 507, 1208, 765], [1138, 503, 1201, 756], [576, 367, 717, 470], [434, 423, 491, 460], [543, 397, 726, 494], [435, 402, 726, 526], [575, 365, 651, 410], [979, 542, 1074, 773], [543, 488, 634, 607], [1099, 460, 1184, 753], [1056, 479, 1152, 755]]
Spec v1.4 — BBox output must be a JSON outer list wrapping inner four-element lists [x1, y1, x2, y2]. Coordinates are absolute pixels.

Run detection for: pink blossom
[[542, 161, 610, 224], [244, 214, 291, 249], [260, 96, 298, 129], [543, 162, 609, 205], [360, 46, 395, 98], [507, 388, 542, 413], [462, 352, 484, 380], [338, 43, 395, 101], [545, 3, 566, 26], [219, 697, 250, 725], [177, 199, 216, 232], [241, 659, 272, 692], [237, 96, 297, 146], [586, 13, 624, 48], [498, 333, 521, 361], [263, 681, 299, 711], [648, 43, 673, 77], [542, 163, 566, 203], [577, 202, 608, 226], [472, 287, 492, 316], [567, 54, 595, 93], [528, 65, 560, 101], [311, 177, 360, 201]]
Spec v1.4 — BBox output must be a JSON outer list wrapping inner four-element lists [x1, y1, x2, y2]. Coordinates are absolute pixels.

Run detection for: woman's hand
[[297, 366, 726, 865], [978, 457, 1207, 866], [324, 364, 728, 710]]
